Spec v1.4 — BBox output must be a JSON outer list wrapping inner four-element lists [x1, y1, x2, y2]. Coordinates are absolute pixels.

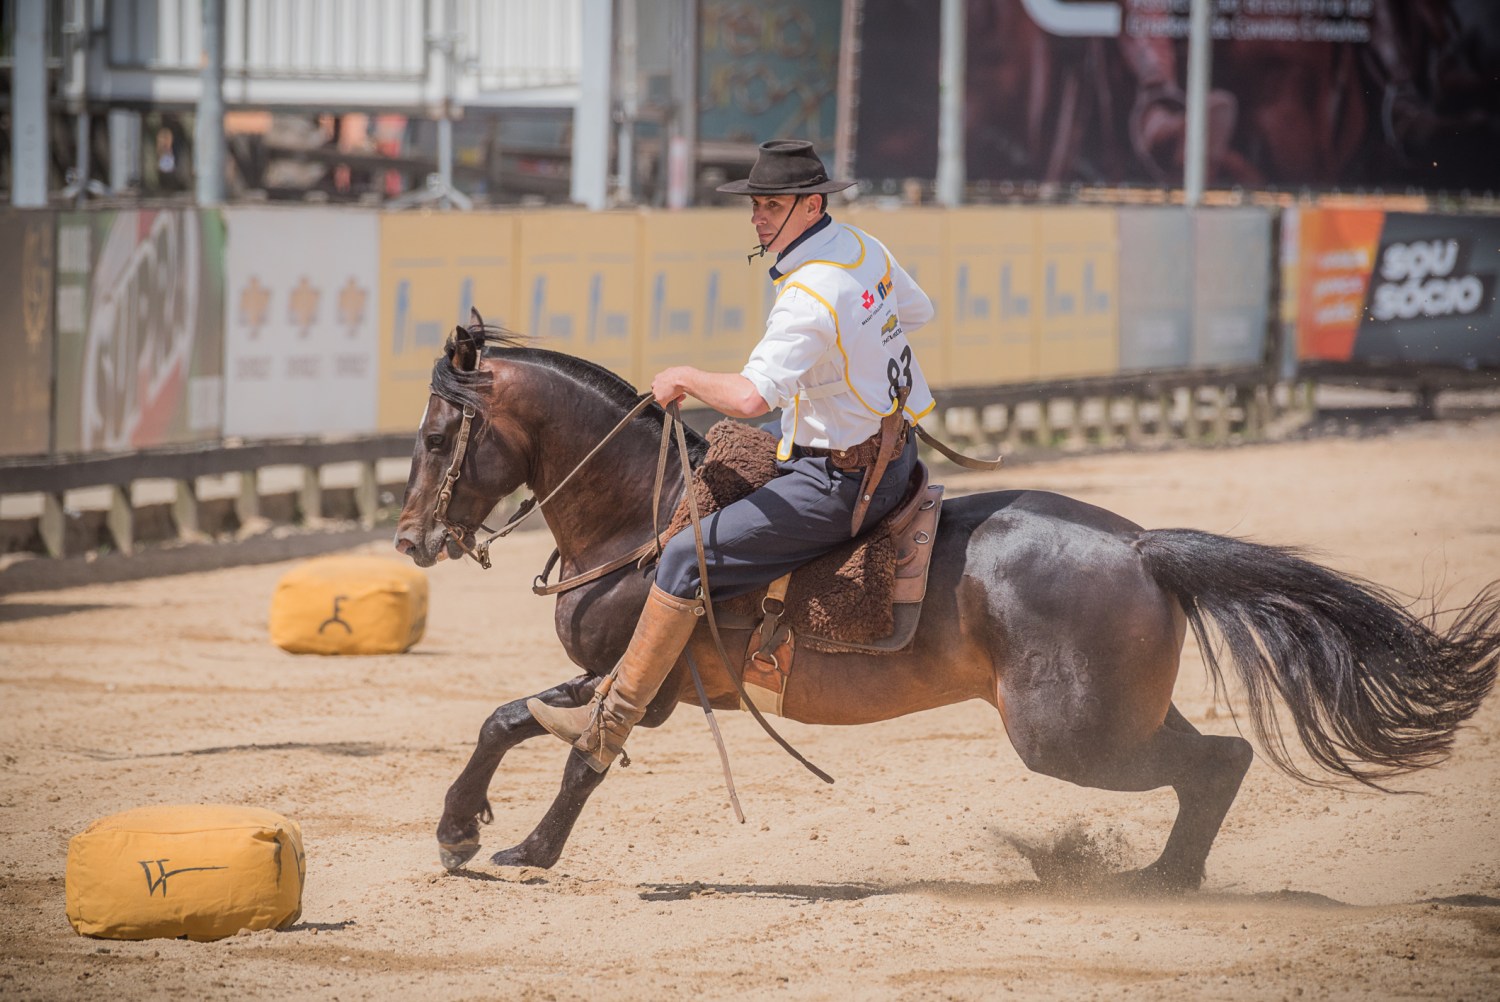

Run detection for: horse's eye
[[425, 433, 445, 451]]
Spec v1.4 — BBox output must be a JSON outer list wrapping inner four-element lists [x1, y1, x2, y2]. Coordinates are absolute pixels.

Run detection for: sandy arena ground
[[2, 415, 1499, 1000]]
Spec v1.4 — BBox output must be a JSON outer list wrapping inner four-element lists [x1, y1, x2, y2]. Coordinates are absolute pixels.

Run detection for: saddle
[[658, 421, 944, 713]]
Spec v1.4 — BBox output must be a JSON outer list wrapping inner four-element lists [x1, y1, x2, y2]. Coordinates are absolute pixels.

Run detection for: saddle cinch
[[655, 421, 944, 716]]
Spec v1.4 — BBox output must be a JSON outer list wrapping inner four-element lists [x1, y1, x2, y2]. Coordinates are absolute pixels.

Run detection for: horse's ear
[[448, 324, 480, 372], [468, 307, 485, 334]]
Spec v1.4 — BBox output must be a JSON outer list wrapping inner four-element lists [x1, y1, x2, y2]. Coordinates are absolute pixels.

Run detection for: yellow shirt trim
[[772, 229, 868, 287], [777, 396, 799, 461]]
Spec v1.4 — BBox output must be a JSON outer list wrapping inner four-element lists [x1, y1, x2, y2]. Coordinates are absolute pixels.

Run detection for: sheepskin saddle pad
[[659, 420, 942, 652]]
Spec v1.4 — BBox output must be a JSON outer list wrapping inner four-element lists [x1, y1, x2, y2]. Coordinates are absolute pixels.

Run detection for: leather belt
[[798, 421, 909, 473]]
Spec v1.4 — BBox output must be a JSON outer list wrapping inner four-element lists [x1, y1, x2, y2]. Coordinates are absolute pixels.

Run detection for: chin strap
[[746, 194, 803, 264]]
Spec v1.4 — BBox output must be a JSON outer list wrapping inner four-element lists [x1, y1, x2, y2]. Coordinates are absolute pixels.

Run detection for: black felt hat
[[716, 139, 856, 195]]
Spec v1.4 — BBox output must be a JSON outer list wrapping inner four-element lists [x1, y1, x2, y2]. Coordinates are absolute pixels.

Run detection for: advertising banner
[[223, 208, 380, 438], [842, 207, 950, 387], [1117, 208, 1192, 373], [53, 210, 225, 455], [699, 0, 842, 146], [1035, 209, 1119, 381], [1192, 209, 1272, 367], [1350, 212, 1500, 370], [0, 211, 55, 457], [1296, 207, 1388, 362], [638, 211, 761, 381], [515, 212, 640, 386], [946, 208, 1040, 386], [858, 0, 1500, 193], [1297, 208, 1500, 370], [378, 212, 519, 433]]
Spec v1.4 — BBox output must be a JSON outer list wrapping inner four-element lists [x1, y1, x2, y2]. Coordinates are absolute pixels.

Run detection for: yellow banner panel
[[945, 208, 1039, 386], [638, 210, 762, 380], [842, 207, 950, 387], [1035, 208, 1119, 380], [377, 212, 518, 433], [516, 212, 641, 386]]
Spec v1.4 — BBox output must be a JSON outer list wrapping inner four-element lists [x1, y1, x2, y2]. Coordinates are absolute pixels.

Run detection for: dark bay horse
[[393, 321, 1500, 891]]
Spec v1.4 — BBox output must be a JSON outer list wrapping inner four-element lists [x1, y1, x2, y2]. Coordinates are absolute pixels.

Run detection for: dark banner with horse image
[[856, 0, 1500, 193], [52, 210, 226, 455], [0, 211, 55, 458], [1297, 208, 1500, 371]]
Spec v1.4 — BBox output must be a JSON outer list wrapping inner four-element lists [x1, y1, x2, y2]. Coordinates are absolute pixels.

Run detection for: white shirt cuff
[[739, 365, 786, 412]]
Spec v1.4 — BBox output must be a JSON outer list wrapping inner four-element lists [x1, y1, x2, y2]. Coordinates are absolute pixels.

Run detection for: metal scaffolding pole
[[666, 0, 697, 209], [1183, 0, 1213, 206], [10, 0, 49, 207], [615, 0, 639, 204], [936, 0, 965, 207], [832, 0, 861, 191], [572, 0, 613, 209], [195, 0, 227, 205]]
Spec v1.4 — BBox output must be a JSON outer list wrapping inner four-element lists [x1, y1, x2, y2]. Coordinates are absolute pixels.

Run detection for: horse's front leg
[[488, 677, 686, 869], [437, 674, 600, 871], [489, 750, 609, 868]]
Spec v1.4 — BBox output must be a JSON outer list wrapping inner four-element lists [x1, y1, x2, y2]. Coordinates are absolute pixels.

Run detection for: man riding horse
[[528, 139, 938, 772]]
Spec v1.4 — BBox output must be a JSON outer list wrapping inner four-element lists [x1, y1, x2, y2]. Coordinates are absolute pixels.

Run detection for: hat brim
[[715, 178, 858, 195]]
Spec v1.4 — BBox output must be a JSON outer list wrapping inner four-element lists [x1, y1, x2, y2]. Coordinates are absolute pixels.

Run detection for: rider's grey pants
[[654, 434, 917, 601]]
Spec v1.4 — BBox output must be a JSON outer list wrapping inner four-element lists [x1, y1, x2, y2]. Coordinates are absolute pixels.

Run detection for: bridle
[[428, 392, 662, 577], [431, 403, 492, 565]]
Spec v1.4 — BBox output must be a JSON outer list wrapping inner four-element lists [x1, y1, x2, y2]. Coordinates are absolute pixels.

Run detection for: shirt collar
[[769, 213, 835, 280]]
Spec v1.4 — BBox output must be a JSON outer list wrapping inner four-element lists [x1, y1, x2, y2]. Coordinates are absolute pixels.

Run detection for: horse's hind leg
[[1105, 704, 1253, 891], [437, 674, 600, 870]]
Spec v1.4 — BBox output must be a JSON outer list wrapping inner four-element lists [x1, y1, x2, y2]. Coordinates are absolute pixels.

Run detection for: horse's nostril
[[394, 537, 415, 555]]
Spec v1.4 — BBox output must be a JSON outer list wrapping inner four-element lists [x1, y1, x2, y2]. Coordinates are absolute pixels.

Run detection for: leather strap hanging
[[656, 403, 835, 789], [850, 386, 911, 537], [912, 423, 1004, 471]]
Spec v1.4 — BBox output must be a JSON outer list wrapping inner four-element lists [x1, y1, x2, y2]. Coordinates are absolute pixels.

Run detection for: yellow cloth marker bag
[[269, 554, 428, 654], [65, 804, 305, 941]]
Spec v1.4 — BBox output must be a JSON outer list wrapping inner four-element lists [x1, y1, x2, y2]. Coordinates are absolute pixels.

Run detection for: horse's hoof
[[490, 843, 555, 869], [438, 840, 481, 871], [1112, 864, 1201, 896]]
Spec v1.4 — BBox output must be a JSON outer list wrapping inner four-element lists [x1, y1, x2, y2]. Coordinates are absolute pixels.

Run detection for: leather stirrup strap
[[753, 573, 792, 661]]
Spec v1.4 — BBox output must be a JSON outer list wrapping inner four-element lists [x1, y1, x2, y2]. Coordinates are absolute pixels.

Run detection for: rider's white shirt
[[740, 217, 937, 458]]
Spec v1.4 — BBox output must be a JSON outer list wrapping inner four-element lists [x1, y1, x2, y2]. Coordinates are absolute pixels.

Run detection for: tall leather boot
[[527, 584, 702, 773]]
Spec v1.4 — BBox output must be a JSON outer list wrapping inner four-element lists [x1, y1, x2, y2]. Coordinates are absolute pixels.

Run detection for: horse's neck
[[527, 383, 676, 563]]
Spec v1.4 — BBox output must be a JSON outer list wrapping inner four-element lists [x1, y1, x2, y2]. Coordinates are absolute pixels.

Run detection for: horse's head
[[393, 309, 532, 567]]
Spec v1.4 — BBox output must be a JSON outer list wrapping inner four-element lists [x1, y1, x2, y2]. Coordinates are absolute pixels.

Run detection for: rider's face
[[750, 194, 823, 255]]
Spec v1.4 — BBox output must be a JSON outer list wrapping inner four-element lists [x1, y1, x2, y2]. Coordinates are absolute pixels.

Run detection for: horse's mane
[[428, 324, 708, 458]]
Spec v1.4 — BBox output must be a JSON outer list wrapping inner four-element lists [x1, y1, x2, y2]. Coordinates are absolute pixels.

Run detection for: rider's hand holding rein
[[650, 366, 770, 419]]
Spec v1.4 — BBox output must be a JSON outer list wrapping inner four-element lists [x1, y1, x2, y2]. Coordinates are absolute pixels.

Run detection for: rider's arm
[[652, 367, 770, 419], [738, 285, 836, 412]]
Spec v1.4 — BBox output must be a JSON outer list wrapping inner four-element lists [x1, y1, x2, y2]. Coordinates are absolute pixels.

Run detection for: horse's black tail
[[1134, 528, 1500, 790]]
